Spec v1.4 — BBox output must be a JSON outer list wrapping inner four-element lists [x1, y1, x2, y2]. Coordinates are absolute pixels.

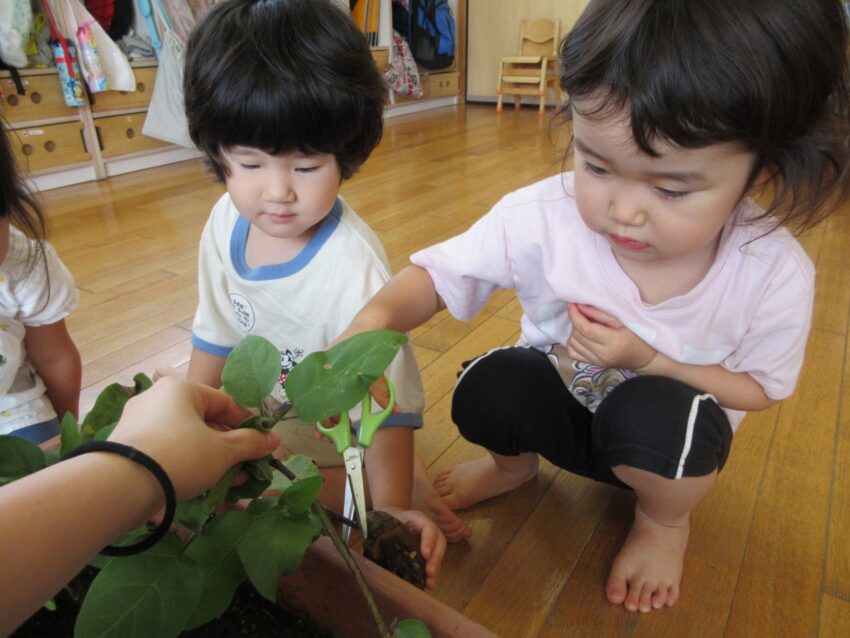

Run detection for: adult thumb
[[223, 427, 281, 463]]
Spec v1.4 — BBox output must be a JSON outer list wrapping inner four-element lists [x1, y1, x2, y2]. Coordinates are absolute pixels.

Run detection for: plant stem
[[311, 502, 389, 638], [270, 459, 389, 637]]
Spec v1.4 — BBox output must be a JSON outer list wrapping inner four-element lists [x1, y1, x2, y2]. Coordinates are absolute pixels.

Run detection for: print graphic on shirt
[[277, 347, 304, 403], [229, 293, 256, 332], [546, 344, 637, 412]]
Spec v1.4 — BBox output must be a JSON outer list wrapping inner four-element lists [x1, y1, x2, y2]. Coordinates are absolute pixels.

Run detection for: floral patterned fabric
[[384, 30, 422, 99]]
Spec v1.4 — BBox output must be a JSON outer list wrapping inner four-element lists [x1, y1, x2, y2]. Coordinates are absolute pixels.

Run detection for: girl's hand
[[380, 506, 447, 590], [566, 303, 657, 371]]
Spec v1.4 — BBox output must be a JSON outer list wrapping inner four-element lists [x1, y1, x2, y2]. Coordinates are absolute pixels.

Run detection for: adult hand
[[108, 377, 281, 500], [381, 506, 447, 590], [566, 303, 657, 371]]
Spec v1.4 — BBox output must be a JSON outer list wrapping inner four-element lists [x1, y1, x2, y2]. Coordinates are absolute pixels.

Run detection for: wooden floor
[[39, 104, 850, 637]]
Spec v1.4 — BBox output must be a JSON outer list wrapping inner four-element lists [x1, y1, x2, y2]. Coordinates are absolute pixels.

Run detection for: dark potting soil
[[13, 567, 331, 638]]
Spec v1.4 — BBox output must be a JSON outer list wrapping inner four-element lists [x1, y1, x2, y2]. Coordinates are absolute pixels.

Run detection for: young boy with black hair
[[179, 0, 470, 587]]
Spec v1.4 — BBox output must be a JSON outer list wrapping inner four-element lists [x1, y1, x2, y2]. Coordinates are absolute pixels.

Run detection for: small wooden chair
[[496, 18, 561, 115]]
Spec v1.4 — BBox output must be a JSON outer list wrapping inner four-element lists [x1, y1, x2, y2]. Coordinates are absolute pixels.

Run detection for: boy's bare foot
[[605, 505, 688, 613], [433, 452, 539, 510], [412, 456, 472, 542]]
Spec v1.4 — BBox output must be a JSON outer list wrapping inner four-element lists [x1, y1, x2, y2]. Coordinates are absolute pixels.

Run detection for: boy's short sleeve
[[191, 212, 243, 356], [410, 203, 515, 321]]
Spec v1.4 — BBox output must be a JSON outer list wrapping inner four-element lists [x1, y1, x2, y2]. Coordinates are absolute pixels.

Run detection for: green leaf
[[43, 445, 62, 467], [279, 475, 323, 514], [221, 336, 281, 408], [237, 509, 321, 601], [226, 457, 272, 502], [268, 454, 321, 493], [284, 330, 407, 422], [60, 412, 82, 455], [80, 374, 151, 438], [174, 496, 209, 534], [93, 422, 117, 441], [75, 534, 202, 638], [202, 466, 239, 514], [0, 435, 46, 485], [394, 619, 432, 638], [182, 511, 252, 629], [133, 372, 153, 393]]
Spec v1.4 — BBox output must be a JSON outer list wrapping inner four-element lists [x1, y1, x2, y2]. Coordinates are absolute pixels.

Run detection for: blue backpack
[[394, 0, 456, 70]]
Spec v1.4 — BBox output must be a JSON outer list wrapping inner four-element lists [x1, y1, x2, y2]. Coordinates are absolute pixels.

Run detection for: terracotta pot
[[278, 537, 498, 638]]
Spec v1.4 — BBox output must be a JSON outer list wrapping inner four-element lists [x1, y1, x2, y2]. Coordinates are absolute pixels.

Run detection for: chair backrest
[[517, 18, 560, 58]]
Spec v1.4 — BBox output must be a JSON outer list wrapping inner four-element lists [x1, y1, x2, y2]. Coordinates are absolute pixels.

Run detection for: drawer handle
[[80, 128, 88, 153], [21, 143, 34, 156], [137, 82, 146, 93], [95, 126, 103, 150], [30, 91, 42, 105], [44, 140, 56, 153], [126, 128, 136, 139], [7, 94, 19, 107]]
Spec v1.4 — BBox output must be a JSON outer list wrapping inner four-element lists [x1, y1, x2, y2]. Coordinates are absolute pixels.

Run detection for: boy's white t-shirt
[[410, 173, 814, 430], [192, 194, 425, 438], [0, 228, 78, 434]]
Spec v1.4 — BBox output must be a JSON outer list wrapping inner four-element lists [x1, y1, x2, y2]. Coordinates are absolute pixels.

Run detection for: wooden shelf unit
[[1, 61, 199, 191]]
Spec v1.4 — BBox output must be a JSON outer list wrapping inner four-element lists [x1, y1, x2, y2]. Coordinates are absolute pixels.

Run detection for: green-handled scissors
[[316, 378, 396, 540]]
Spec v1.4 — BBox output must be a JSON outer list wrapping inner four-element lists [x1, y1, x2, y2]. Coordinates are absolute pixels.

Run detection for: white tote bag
[[142, 29, 194, 148]]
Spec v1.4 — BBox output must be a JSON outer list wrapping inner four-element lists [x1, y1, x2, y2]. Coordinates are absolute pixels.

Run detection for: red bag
[[85, 0, 116, 32]]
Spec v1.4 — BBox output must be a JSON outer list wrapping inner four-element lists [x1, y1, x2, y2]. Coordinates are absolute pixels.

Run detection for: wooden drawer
[[371, 47, 389, 69], [8, 122, 90, 172], [96, 112, 170, 157], [425, 71, 459, 97], [89, 66, 158, 113], [1, 73, 82, 123]]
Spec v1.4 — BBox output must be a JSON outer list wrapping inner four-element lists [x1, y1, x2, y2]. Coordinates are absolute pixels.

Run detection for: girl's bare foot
[[433, 452, 539, 510], [411, 456, 472, 542], [605, 505, 688, 613]]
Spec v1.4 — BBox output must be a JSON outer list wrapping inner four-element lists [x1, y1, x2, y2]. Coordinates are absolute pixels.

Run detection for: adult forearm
[[0, 454, 161, 634], [639, 352, 777, 412]]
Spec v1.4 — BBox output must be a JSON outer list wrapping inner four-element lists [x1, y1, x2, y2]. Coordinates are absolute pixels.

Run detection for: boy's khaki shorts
[[274, 419, 344, 468]]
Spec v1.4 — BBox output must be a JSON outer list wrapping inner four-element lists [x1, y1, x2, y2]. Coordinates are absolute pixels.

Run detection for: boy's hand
[[566, 303, 657, 371], [380, 506, 447, 590]]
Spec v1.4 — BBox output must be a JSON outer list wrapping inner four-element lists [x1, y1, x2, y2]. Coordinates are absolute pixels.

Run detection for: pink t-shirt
[[411, 173, 814, 430]]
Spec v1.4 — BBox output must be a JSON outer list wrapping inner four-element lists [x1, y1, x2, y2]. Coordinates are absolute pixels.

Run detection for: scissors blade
[[342, 446, 368, 541]]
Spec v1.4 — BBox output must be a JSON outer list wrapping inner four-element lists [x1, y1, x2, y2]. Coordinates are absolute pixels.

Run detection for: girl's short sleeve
[[410, 203, 515, 321], [722, 248, 814, 400], [18, 242, 78, 327]]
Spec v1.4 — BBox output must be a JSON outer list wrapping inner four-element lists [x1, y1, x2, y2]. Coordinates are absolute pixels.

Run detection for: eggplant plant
[[0, 331, 430, 638]]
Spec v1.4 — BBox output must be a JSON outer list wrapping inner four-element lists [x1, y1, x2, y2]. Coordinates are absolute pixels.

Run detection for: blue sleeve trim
[[191, 334, 233, 358], [354, 412, 423, 433]]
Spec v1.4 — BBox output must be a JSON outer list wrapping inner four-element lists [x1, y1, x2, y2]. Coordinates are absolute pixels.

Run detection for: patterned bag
[[384, 31, 422, 99]]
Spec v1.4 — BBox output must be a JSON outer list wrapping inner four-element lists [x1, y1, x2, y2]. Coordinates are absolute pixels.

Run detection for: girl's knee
[[593, 376, 733, 481]]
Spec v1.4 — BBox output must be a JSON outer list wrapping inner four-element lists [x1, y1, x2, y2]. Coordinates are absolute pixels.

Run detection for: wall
[[466, 0, 588, 103]]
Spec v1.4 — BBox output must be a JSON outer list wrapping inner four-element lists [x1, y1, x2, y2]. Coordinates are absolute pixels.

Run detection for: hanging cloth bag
[[42, 0, 86, 106], [141, 4, 194, 147], [57, 0, 135, 92]]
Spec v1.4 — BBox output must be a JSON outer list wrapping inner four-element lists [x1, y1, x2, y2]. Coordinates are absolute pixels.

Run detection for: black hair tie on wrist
[[61, 441, 177, 557]]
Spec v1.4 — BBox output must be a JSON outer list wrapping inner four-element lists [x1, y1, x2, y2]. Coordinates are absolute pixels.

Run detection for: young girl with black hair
[[338, 0, 850, 614], [0, 125, 81, 443]]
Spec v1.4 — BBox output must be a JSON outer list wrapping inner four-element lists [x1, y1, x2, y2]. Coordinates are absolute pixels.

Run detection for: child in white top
[[338, 0, 850, 613], [175, 0, 471, 588], [0, 126, 81, 443]]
